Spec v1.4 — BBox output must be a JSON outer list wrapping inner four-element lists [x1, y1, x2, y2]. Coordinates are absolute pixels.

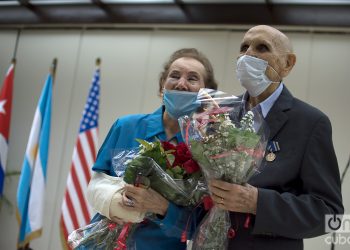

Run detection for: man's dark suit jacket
[[228, 86, 344, 250]]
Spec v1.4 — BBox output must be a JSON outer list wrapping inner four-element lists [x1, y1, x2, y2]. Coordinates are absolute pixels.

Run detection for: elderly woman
[[87, 48, 218, 250]]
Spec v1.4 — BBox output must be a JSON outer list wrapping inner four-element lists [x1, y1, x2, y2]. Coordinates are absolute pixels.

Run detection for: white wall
[[0, 27, 349, 250]]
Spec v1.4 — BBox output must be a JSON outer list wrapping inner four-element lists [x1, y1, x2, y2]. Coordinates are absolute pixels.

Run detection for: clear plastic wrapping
[[122, 155, 207, 207], [178, 88, 269, 249], [68, 138, 209, 249], [68, 217, 135, 250]]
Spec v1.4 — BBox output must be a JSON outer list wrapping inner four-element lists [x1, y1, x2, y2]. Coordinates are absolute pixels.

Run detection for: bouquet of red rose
[[68, 139, 208, 249], [122, 139, 207, 207], [178, 88, 269, 250]]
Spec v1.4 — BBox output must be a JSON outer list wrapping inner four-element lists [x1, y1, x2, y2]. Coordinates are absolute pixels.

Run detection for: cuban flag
[[0, 62, 15, 196], [16, 73, 52, 247]]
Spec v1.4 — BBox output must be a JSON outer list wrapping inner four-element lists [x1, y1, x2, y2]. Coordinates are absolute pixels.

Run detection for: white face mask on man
[[236, 55, 280, 97]]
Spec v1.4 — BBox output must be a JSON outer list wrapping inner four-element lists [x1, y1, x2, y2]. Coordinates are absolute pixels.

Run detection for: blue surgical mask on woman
[[236, 55, 280, 97], [163, 89, 200, 119]]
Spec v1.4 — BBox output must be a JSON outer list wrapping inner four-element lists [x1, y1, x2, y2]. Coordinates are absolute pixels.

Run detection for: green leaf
[[166, 153, 175, 166], [174, 174, 184, 179], [136, 138, 153, 151], [124, 156, 156, 184], [190, 140, 211, 167], [172, 165, 183, 174], [166, 169, 174, 178]]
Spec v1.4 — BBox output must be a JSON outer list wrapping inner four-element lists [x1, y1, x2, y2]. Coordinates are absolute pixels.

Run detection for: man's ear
[[281, 53, 296, 77]]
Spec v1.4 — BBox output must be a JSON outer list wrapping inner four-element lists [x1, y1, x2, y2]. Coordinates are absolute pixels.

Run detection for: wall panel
[[305, 34, 350, 250], [0, 30, 17, 78], [51, 29, 154, 249], [140, 30, 230, 113], [0, 29, 82, 250], [0, 27, 348, 250]]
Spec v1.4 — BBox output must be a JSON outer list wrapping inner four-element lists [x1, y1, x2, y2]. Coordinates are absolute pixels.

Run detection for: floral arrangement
[[123, 139, 205, 207], [68, 218, 127, 250], [178, 88, 269, 250], [189, 110, 264, 184], [162, 141, 200, 178], [68, 138, 207, 249]]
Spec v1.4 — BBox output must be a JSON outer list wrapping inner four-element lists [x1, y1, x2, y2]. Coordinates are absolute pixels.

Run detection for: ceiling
[[1, 0, 350, 28]]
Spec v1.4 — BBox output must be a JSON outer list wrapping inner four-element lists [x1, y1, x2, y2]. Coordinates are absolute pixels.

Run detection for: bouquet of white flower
[[178, 88, 269, 250]]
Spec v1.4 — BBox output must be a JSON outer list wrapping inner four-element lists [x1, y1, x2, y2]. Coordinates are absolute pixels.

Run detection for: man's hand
[[209, 180, 258, 214]]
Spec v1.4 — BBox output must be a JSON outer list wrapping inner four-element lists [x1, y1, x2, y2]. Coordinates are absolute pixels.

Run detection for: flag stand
[[18, 243, 32, 250]]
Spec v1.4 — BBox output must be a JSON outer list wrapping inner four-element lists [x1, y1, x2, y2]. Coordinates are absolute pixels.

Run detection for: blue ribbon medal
[[266, 141, 280, 162]]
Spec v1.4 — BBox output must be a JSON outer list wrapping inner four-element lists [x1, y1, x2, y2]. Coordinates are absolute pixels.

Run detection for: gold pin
[[266, 152, 276, 162]]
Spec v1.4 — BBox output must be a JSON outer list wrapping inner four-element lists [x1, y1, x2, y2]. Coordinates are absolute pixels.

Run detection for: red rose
[[161, 141, 176, 151], [183, 159, 200, 174], [161, 141, 199, 176], [174, 143, 192, 166]]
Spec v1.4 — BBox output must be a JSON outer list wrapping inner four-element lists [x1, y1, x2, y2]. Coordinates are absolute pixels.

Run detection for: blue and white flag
[[16, 74, 52, 247]]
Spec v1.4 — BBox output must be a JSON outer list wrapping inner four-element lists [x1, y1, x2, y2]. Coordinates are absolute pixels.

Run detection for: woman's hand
[[209, 180, 258, 214], [120, 184, 169, 216], [110, 216, 126, 225]]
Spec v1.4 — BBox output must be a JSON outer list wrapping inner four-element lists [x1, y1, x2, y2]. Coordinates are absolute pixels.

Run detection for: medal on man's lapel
[[266, 141, 280, 162], [266, 152, 276, 162]]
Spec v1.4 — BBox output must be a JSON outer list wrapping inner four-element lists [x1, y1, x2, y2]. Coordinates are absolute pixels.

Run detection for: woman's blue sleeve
[[92, 120, 120, 175], [150, 202, 206, 240]]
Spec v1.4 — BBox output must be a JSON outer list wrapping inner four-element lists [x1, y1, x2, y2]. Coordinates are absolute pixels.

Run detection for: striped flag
[[60, 65, 100, 249], [16, 73, 52, 247], [0, 62, 15, 196]]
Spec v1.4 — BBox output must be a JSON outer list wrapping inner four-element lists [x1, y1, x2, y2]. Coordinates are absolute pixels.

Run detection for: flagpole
[[12, 29, 20, 60], [96, 57, 101, 69], [50, 58, 58, 85]]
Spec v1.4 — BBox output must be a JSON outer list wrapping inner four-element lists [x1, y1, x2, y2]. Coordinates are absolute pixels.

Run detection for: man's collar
[[243, 83, 284, 118]]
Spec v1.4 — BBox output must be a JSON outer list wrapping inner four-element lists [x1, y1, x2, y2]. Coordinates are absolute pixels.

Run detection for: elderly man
[[209, 25, 344, 249]]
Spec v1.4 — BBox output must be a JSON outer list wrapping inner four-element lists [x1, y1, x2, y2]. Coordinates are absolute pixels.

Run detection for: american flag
[[60, 66, 100, 249]]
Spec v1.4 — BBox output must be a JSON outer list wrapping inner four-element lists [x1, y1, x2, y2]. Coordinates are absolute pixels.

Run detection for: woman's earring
[[160, 89, 164, 104]]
